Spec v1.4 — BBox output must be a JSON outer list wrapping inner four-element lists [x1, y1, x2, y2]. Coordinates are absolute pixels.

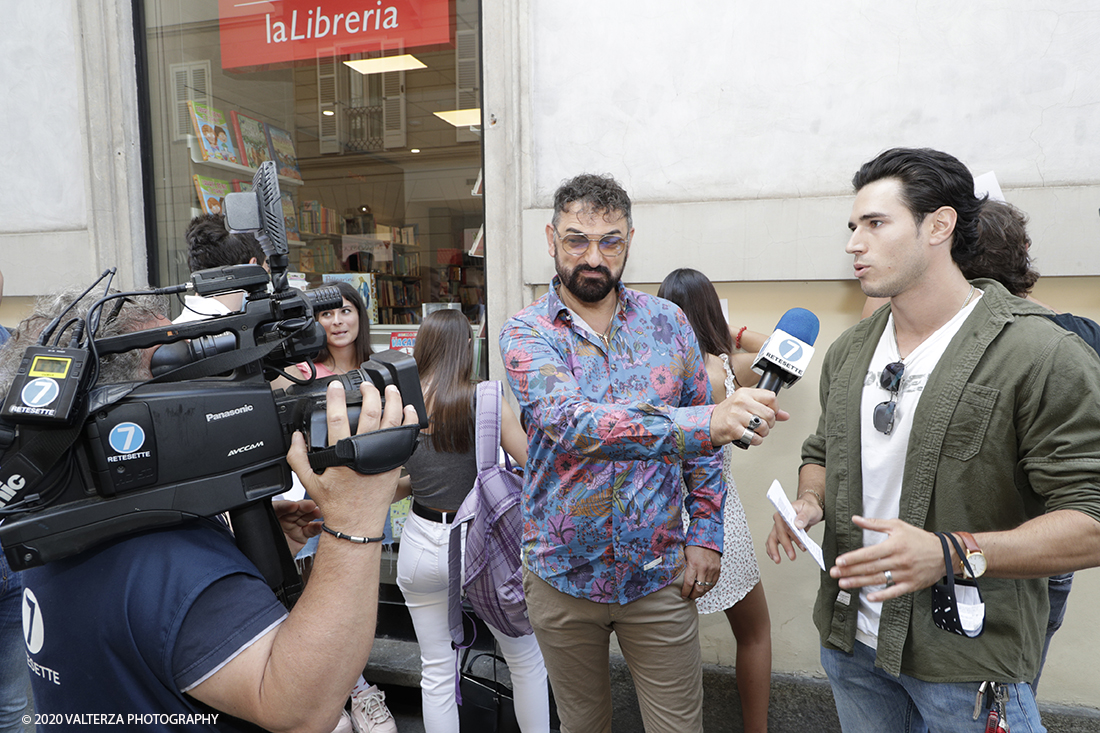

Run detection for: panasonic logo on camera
[[206, 404, 254, 423], [227, 441, 264, 458]]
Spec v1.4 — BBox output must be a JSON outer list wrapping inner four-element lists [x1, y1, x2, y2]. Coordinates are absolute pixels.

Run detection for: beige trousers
[[523, 568, 703, 733]]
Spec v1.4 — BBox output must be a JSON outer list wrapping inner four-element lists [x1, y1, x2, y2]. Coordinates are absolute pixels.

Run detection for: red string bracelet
[[735, 326, 748, 350]]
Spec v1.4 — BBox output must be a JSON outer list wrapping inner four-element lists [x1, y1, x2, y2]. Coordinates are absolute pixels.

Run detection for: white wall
[[481, 0, 1100, 709], [521, 0, 1100, 281], [0, 1, 146, 297]]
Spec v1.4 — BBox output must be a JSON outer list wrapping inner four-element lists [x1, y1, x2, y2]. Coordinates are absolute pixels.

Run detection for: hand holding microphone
[[711, 308, 820, 449]]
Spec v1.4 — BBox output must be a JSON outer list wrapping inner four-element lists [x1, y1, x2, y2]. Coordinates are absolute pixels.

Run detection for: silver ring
[[736, 427, 755, 448], [884, 570, 895, 588], [695, 580, 714, 587], [747, 415, 763, 431]]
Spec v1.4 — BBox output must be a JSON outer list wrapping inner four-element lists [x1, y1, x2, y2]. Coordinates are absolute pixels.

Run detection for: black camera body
[[0, 162, 426, 593], [0, 349, 422, 571]]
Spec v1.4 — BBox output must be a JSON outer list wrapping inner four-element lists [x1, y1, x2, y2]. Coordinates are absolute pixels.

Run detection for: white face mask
[[931, 533, 986, 638]]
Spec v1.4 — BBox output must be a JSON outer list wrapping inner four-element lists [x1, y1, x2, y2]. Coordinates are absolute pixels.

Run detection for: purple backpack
[[448, 381, 533, 645]]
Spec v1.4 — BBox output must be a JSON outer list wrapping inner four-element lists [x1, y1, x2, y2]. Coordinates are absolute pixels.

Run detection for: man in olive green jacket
[[767, 148, 1100, 732]]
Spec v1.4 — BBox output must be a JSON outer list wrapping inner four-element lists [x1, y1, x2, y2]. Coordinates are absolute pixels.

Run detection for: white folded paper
[[766, 479, 826, 571]]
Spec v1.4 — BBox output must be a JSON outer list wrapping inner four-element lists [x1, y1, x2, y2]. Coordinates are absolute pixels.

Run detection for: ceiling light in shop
[[322, 109, 335, 116], [343, 55, 427, 75], [434, 108, 481, 127], [411, 149, 421, 153]]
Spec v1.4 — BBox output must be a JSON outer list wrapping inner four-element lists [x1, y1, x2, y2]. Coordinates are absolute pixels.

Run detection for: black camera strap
[[0, 417, 86, 511]]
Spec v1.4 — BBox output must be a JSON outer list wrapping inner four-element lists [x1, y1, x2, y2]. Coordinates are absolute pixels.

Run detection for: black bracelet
[[320, 523, 385, 544]]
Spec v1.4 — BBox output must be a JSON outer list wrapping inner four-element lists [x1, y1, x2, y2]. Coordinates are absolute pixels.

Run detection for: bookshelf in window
[[186, 136, 303, 187]]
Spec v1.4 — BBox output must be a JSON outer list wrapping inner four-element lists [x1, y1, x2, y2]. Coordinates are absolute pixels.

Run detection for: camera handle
[[306, 423, 420, 475], [230, 500, 304, 609]]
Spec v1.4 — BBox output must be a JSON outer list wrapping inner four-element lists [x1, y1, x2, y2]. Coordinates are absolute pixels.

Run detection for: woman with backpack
[[395, 309, 549, 733], [658, 268, 773, 733]]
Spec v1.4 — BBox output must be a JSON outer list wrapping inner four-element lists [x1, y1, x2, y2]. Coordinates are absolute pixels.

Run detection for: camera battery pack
[[1, 346, 90, 426]]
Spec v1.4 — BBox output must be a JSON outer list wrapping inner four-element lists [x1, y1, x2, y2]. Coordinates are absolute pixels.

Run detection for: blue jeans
[[0, 554, 29, 733], [1033, 572, 1072, 693], [821, 641, 1046, 733]]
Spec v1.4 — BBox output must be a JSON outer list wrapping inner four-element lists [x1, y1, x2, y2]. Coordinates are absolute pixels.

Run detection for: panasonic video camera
[[0, 161, 426, 589]]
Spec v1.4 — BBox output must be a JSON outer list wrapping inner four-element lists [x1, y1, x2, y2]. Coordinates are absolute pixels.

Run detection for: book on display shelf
[[193, 175, 232, 215], [264, 124, 302, 181], [298, 243, 335, 273], [322, 272, 379, 326], [188, 101, 240, 165], [230, 111, 273, 169], [280, 191, 301, 242]]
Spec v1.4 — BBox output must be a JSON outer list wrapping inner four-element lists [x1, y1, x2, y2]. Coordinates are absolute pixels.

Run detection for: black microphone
[[751, 308, 820, 393]]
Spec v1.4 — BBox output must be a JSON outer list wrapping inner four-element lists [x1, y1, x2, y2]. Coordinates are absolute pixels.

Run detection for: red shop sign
[[219, 0, 453, 71]]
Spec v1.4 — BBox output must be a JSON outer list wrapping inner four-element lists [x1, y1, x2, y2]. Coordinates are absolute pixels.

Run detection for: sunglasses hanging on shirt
[[873, 360, 905, 435]]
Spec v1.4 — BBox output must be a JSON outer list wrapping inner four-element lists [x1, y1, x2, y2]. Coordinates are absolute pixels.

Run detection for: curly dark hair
[[961, 200, 1038, 297], [0, 288, 167, 395], [852, 148, 985, 269], [551, 173, 632, 231], [184, 213, 266, 272]]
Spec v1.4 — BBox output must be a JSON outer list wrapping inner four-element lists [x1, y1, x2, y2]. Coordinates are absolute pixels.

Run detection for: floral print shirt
[[499, 278, 725, 604]]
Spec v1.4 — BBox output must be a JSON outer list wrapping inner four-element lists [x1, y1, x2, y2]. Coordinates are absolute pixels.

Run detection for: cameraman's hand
[[286, 381, 416, 538], [272, 499, 322, 553]]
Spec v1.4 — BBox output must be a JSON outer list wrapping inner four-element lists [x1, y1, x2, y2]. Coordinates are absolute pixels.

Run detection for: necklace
[[960, 284, 976, 309]]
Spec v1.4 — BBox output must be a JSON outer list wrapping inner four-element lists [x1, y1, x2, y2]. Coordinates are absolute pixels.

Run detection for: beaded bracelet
[[735, 326, 748, 350], [320, 524, 385, 544]]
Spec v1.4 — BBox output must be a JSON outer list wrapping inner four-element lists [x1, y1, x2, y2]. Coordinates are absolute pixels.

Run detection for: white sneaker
[[349, 685, 398, 733], [330, 710, 354, 733]]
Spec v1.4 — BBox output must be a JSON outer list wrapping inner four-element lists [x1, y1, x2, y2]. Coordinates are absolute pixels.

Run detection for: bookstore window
[[137, 0, 486, 636], [138, 0, 486, 370]]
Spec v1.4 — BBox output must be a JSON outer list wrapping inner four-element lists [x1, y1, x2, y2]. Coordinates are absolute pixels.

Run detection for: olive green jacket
[[802, 279, 1100, 681]]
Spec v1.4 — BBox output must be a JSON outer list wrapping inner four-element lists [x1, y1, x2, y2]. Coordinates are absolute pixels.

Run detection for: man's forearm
[[189, 533, 386, 733], [979, 509, 1100, 579]]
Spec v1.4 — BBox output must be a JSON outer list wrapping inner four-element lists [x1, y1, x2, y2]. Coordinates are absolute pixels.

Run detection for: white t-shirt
[[854, 290, 983, 647], [172, 294, 235, 324]]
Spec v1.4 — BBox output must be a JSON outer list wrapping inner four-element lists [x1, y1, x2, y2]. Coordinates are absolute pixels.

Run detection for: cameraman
[[0, 289, 414, 732]]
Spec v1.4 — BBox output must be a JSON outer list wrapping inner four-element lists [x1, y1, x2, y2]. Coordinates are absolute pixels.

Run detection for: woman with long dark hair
[[658, 268, 772, 733], [302, 280, 373, 377], [270, 280, 373, 392], [395, 309, 549, 733]]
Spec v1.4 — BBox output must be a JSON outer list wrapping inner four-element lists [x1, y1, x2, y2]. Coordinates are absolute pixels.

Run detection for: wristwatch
[[954, 531, 987, 579]]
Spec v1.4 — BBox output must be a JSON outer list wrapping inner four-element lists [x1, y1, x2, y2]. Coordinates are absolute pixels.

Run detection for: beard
[[555, 248, 628, 304], [558, 262, 618, 303]]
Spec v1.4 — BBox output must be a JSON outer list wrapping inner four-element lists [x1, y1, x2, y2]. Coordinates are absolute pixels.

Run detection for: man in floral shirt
[[500, 173, 787, 733]]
